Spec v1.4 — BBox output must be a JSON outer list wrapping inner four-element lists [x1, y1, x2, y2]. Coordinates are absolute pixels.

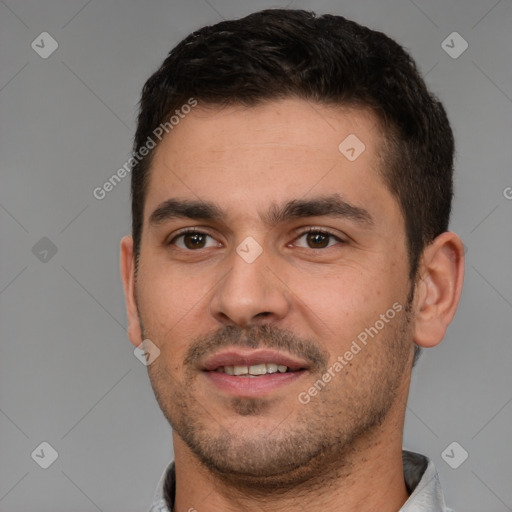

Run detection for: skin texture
[[121, 97, 465, 512]]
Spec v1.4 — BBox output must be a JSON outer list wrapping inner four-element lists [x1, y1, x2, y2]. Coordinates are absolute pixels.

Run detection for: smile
[[201, 349, 309, 396], [214, 363, 290, 375]]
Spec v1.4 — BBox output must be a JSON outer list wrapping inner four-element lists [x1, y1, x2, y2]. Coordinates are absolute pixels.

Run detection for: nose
[[210, 241, 291, 327]]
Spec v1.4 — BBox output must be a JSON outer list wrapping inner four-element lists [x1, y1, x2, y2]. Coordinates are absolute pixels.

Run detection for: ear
[[413, 231, 465, 348], [120, 235, 143, 348]]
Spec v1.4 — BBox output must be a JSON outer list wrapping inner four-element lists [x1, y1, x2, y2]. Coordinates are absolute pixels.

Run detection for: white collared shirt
[[148, 450, 454, 512]]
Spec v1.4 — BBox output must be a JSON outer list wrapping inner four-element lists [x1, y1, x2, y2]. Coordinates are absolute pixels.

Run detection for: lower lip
[[204, 370, 306, 397]]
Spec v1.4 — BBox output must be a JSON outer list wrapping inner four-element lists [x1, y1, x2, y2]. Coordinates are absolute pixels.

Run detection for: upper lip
[[202, 349, 310, 372]]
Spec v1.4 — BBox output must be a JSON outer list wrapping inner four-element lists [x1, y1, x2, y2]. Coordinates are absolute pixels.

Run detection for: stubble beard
[[145, 302, 413, 493]]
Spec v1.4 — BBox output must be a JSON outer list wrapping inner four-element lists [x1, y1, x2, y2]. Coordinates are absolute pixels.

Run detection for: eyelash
[[294, 228, 344, 248], [168, 228, 217, 249], [168, 227, 345, 250]]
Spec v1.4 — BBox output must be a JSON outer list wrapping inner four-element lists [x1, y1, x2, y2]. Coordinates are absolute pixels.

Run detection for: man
[[120, 8, 464, 512]]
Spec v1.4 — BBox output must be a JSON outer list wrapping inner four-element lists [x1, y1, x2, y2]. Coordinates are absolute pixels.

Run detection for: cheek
[[290, 265, 402, 342], [136, 266, 200, 348], [140, 259, 207, 310]]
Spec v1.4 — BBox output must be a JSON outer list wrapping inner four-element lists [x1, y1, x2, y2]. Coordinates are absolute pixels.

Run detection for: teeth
[[249, 363, 267, 375], [217, 363, 290, 376], [266, 363, 278, 374], [233, 365, 249, 376]]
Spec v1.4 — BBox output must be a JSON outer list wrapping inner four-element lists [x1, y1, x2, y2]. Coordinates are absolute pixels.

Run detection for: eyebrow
[[148, 194, 374, 228], [149, 199, 223, 226], [267, 195, 373, 226]]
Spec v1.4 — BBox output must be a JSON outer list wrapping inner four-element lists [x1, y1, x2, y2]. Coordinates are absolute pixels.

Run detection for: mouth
[[214, 363, 292, 376], [201, 349, 309, 397]]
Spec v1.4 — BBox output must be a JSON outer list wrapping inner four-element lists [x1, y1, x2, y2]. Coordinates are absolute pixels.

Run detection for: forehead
[[144, 98, 397, 225]]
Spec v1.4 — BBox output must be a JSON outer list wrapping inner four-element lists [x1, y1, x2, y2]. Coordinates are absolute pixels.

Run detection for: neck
[[172, 395, 410, 512]]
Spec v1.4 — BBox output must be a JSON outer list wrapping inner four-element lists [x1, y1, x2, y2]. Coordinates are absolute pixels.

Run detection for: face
[[128, 98, 415, 487]]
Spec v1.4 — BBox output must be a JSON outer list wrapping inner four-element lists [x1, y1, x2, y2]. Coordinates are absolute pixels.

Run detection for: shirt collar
[[148, 450, 451, 512]]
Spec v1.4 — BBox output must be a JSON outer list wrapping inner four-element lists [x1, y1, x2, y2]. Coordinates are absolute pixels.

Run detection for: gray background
[[0, 0, 511, 511]]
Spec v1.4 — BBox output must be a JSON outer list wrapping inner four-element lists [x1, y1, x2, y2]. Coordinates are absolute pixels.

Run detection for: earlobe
[[120, 236, 143, 347], [413, 232, 465, 348]]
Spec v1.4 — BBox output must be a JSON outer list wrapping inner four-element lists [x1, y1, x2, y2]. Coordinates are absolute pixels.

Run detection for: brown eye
[[306, 232, 330, 248], [183, 233, 207, 249], [170, 231, 218, 250], [295, 230, 342, 249]]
